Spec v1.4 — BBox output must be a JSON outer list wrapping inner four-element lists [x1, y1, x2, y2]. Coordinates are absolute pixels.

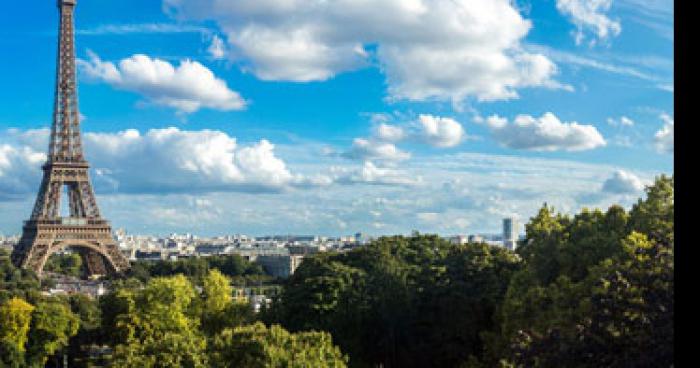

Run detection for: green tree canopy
[[199, 269, 254, 336], [510, 232, 673, 367], [267, 235, 521, 367], [26, 298, 80, 367], [107, 275, 208, 368], [209, 322, 347, 368], [0, 297, 34, 353]]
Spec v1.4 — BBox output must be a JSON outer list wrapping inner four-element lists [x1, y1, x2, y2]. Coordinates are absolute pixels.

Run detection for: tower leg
[[81, 249, 108, 276]]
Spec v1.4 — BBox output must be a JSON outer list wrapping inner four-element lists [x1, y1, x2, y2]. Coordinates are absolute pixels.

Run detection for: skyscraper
[[503, 217, 518, 250]]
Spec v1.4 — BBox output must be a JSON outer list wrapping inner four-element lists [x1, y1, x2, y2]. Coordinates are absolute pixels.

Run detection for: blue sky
[[0, 0, 673, 237]]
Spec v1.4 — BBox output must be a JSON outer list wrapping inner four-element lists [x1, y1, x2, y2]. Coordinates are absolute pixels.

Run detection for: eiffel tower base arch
[[12, 221, 129, 277]]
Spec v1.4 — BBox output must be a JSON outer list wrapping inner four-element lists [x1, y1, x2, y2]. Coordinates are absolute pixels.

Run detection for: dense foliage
[[43, 253, 83, 278], [0, 269, 346, 367], [100, 272, 346, 368], [125, 254, 271, 285], [0, 250, 41, 303], [263, 233, 521, 367], [209, 322, 347, 368]]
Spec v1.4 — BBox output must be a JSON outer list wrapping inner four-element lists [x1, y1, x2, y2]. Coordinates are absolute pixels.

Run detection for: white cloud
[[526, 45, 667, 86], [654, 113, 674, 154], [78, 51, 246, 113], [163, 0, 561, 103], [0, 128, 310, 195], [208, 35, 227, 60], [416, 115, 465, 148], [607, 116, 635, 126], [343, 138, 411, 162], [370, 114, 466, 148], [85, 128, 303, 192], [375, 123, 406, 143], [556, 0, 621, 45], [485, 112, 606, 151], [332, 161, 420, 186], [616, 0, 673, 41], [602, 170, 645, 194], [620, 116, 635, 126]]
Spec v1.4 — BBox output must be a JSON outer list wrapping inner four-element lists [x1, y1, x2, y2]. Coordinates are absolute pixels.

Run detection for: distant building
[[256, 255, 305, 278], [47, 278, 107, 298], [194, 244, 229, 256], [287, 245, 321, 256], [503, 217, 518, 250], [134, 250, 164, 261], [468, 234, 484, 243]]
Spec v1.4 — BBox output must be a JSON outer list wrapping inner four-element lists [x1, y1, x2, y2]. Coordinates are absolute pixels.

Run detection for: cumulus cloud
[[162, 0, 561, 103], [375, 123, 406, 143], [484, 112, 606, 151], [78, 51, 246, 113], [84, 128, 304, 192], [370, 114, 466, 148], [556, 0, 622, 45], [342, 138, 411, 162], [654, 113, 674, 154], [0, 128, 312, 195], [416, 115, 465, 148], [602, 170, 645, 194]]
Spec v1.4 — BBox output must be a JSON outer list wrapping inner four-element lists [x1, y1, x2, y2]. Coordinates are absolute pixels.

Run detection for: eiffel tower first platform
[[11, 0, 129, 277]]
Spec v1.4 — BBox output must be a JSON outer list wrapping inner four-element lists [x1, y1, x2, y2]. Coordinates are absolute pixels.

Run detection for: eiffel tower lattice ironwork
[[11, 0, 129, 277]]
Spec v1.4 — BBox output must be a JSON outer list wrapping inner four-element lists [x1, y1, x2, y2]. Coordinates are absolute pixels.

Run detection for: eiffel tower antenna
[[12, 0, 130, 277]]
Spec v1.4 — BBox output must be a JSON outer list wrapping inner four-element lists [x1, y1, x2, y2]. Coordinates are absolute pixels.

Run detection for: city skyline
[[0, 0, 673, 236]]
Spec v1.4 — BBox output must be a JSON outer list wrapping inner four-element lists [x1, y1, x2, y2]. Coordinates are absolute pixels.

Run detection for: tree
[[44, 252, 83, 277], [268, 234, 522, 368], [65, 294, 102, 367], [629, 175, 674, 244], [0, 249, 40, 303], [423, 243, 522, 367], [202, 269, 233, 313], [130, 255, 269, 284], [517, 205, 569, 286], [26, 298, 80, 367], [209, 322, 347, 368], [107, 275, 208, 368], [199, 269, 254, 336], [0, 297, 34, 366], [510, 232, 673, 367]]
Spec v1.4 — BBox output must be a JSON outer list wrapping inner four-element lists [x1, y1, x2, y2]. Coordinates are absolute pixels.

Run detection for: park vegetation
[[0, 175, 673, 367]]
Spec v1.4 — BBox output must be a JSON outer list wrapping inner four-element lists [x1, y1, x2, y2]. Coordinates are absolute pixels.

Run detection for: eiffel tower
[[11, 0, 129, 277]]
